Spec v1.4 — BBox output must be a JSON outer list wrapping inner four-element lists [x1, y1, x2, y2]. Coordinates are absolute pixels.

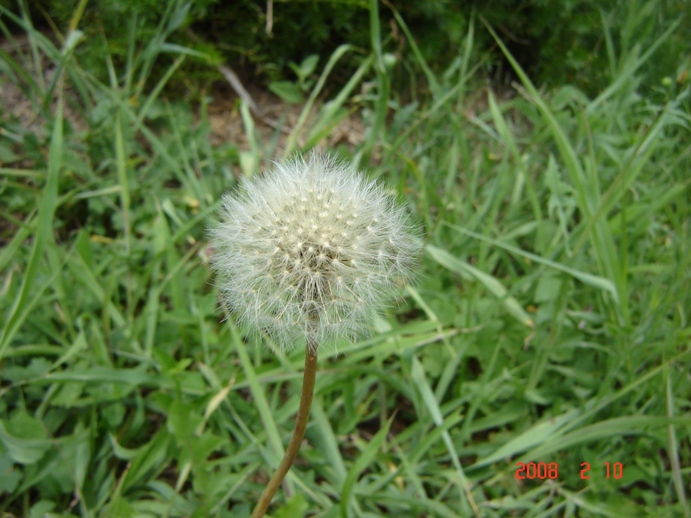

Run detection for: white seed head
[[209, 152, 421, 351]]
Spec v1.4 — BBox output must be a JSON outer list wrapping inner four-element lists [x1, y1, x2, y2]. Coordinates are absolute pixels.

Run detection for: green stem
[[251, 345, 318, 518]]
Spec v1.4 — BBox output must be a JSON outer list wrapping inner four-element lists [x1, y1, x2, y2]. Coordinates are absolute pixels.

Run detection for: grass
[[1, 0, 690, 517]]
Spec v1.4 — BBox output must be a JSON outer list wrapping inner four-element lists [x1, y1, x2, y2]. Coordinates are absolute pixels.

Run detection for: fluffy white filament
[[210, 152, 420, 351]]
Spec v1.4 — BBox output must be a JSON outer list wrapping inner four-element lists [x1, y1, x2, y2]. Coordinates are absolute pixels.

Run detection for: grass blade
[[340, 416, 393, 518], [427, 244, 534, 327], [0, 98, 62, 359]]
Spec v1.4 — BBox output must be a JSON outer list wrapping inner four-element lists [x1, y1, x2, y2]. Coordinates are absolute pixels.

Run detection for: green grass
[[1, 1, 690, 517]]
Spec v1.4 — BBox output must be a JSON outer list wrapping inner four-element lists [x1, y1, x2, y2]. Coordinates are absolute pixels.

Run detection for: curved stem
[[251, 346, 318, 518]]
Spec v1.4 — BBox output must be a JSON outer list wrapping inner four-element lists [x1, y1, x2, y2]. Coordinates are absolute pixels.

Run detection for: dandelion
[[211, 152, 420, 352], [209, 152, 421, 517]]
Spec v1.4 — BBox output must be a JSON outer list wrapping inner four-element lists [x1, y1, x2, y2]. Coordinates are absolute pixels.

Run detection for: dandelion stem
[[251, 344, 318, 518]]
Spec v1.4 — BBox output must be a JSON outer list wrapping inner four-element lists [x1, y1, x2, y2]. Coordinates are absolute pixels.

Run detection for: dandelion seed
[[209, 152, 421, 352]]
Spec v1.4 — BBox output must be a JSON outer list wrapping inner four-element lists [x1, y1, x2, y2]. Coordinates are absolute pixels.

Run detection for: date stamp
[[514, 461, 624, 480]]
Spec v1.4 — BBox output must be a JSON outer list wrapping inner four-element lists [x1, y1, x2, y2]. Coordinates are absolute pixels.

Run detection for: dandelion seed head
[[209, 152, 421, 351]]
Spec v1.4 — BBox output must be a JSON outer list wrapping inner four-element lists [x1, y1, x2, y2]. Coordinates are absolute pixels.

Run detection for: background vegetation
[[1, 0, 689, 517], [22, 0, 691, 96]]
